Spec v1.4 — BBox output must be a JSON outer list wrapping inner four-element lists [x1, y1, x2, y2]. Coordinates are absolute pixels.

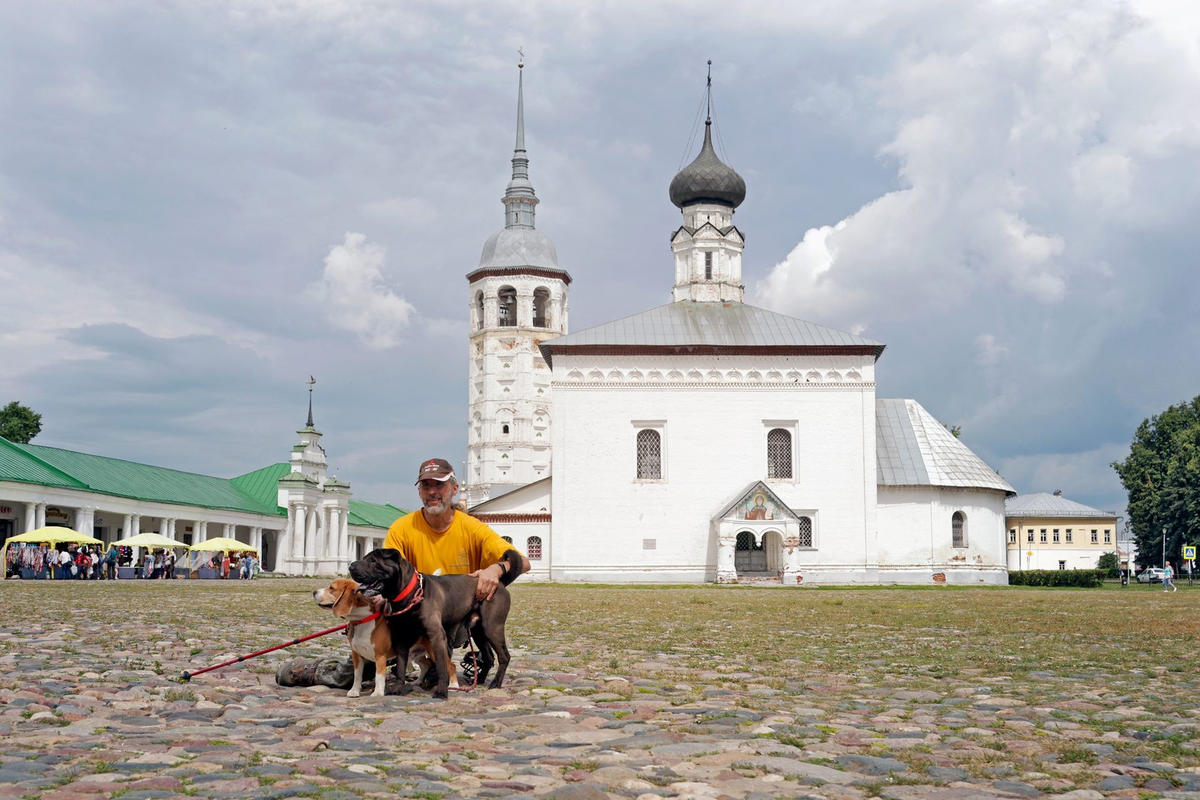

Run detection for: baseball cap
[[415, 458, 456, 485]]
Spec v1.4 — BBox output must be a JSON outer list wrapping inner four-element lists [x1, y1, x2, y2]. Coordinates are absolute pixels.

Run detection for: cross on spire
[[306, 375, 316, 427]]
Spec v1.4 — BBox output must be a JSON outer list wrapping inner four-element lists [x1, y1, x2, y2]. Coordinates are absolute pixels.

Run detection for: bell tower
[[465, 59, 571, 507]]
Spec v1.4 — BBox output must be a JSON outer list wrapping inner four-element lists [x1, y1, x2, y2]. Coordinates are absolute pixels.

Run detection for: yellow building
[[1006, 491, 1120, 571]]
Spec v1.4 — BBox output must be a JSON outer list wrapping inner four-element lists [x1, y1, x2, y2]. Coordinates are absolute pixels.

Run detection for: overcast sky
[[2, 0, 1197, 518]]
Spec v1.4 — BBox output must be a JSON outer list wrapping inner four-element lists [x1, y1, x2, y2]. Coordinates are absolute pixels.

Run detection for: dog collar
[[391, 572, 420, 605]]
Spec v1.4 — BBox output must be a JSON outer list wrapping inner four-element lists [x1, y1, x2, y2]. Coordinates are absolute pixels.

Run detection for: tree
[[0, 401, 41, 444], [943, 423, 962, 438], [1096, 551, 1120, 579], [1112, 396, 1200, 569]]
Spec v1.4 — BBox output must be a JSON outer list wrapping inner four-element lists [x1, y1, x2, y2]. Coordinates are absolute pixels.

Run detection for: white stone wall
[[484, 520, 551, 581], [1007, 546, 1109, 571], [549, 353, 878, 582], [467, 272, 568, 506], [877, 485, 1009, 584]]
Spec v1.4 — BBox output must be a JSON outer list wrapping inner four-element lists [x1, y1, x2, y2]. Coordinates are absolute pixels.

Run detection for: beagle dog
[[312, 577, 456, 697]]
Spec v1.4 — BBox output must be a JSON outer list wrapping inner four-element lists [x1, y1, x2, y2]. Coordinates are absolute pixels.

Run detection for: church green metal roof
[[0, 438, 408, 528]]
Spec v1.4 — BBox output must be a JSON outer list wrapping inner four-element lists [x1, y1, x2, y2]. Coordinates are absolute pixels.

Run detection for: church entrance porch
[[734, 530, 785, 576]]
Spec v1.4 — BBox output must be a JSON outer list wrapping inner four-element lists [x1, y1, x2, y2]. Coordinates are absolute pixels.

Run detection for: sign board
[[1184, 545, 1197, 561], [1027, 551, 1033, 557]]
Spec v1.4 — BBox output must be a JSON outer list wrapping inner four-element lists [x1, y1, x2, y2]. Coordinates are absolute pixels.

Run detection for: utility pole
[[1162, 526, 1167, 569]]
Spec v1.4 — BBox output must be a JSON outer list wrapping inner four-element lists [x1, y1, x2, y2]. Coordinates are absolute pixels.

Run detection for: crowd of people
[[5, 541, 259, 580]]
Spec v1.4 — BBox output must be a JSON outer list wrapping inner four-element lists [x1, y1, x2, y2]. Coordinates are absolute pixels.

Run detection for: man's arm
[[468, 517, 530, 601]]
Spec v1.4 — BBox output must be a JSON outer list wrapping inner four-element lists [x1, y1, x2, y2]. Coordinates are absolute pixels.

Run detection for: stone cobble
[[1, 579, 1198, 800]]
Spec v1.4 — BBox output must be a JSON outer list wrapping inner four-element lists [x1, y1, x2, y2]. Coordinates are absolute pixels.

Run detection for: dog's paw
[[346, 688, 361, 698], [433, 687, 449, 699]]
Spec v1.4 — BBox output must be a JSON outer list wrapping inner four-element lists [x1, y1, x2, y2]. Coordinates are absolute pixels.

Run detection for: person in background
[[105, 544, 118, 580], [220, 553, 231, 579], [1163, 561, 1178, 592]]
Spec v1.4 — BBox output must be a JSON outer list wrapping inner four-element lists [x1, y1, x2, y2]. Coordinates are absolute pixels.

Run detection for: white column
[[716, 526, 737, 584], [223, 523, 234, 539], [328, 507, 340, 564], [782, 528, 801, 586], [159, 517, 168, 536], [24, 503, 36, 534], [131, 513, 141, 535], [293, 504, 308, 562], [122, 514, 133, 538], [304, 505, 317, 570], [167, 518, 176, 539], [35, 503, 46, 529]]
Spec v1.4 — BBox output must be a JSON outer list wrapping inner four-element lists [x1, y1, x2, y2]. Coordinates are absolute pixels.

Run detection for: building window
[[497, 286, 517, 327], [705, 251, 713, 280], [501, 424, 510, 435], [533, 287, 549, 328], [636, 429, 662, 480], [1027, 531, 1034, 542], [952, 511, 967, 548], [798, 517, 813, 548], [1066, 529, 1073, 543], [527, 536, 542, 560], [766, 428, 793, 479], [474, 291, 484, 330], [502, 536, 513, 544], [1058, 561, 1066, 570], [1009, 529, 1017, 544], [1053, 529, 1060, 543], [1040, 529, 1048, 543], [1091, 529, 1098, 543], [1104, 529, 1111, 543]]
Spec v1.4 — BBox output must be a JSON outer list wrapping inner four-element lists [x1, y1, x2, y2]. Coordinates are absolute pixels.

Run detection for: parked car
[[1137, 568, 1166, 584]]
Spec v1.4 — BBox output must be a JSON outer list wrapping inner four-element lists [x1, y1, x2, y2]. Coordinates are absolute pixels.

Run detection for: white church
[[465, 65, 1015, 585]]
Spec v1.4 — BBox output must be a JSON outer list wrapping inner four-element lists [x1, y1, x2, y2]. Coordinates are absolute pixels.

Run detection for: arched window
[[497, 286, 517, 327], [952, 511, 967, 548], [766, 428, 792, 479], [501, 423, 510, 435], [798, 516, 813, 548], [502, 536, 513, 544], [533, 287, 550, 328], [636, 429, 661, 479], [474, 291, 484, 330], [527, 536, 542, 560]]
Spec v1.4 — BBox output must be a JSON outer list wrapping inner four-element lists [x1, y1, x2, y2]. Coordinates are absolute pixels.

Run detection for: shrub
[[1008, 569, 1104, 588]]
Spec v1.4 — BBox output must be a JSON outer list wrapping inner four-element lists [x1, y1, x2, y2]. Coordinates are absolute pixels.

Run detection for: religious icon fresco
[[736, 492, 780, 521]]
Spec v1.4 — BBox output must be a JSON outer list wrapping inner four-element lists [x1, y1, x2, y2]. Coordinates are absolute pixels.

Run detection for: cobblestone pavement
[[1, 579, 1198, 800]]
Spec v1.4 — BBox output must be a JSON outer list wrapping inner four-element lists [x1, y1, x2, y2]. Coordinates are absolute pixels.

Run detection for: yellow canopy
[[2, 526, 104, 566], [113, 532, 188, 549], [189, 536, 257, 554]]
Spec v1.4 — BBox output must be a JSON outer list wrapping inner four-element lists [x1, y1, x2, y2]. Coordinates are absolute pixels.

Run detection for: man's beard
[[423, 497, 448, 514]]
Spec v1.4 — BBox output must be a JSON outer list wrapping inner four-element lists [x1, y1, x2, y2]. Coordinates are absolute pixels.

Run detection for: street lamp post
[[1163, 526, 1167, 570]]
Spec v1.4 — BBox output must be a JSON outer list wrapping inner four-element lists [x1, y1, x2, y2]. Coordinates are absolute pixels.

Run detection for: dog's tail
[[499, 549, 522, 586]]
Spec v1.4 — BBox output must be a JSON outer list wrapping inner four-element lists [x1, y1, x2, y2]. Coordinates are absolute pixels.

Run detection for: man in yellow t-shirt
[[277, 458, 528, 690], [382, 457, 529, 600]]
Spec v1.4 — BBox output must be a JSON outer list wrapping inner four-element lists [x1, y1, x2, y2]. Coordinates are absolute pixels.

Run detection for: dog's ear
[[332, 581, 358, 617], [498, 549, 522, 586]]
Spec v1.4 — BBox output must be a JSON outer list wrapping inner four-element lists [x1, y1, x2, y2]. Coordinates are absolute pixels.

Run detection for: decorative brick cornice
[[466, 267, 572, 285], [474, 512, 551, 523]]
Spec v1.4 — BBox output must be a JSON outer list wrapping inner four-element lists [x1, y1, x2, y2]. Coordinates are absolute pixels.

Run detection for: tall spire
[[306, 375, 315, 428], [706, 59, 712, 123], [503, 50, 538, 229]]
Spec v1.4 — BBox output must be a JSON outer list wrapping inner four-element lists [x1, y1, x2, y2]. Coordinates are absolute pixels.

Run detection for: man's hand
[[367, 594, 389, 615], [470, 562, 506, 601]]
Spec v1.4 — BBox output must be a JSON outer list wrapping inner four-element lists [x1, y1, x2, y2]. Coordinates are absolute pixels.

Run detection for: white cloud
[[308, 232, 414, 349]]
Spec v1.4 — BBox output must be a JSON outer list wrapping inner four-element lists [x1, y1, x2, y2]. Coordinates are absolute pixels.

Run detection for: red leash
[[180, 573, 424, 683]]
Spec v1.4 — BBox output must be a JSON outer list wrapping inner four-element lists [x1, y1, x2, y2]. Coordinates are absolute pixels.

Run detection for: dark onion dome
[[669, 120, 746, 209]]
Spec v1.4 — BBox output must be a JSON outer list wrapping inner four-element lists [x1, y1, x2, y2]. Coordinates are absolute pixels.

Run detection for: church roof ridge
[[539, 301, 885, 366]]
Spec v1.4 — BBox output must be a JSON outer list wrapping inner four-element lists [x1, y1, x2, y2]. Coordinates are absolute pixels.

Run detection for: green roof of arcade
[[0, 437, 406, 529]]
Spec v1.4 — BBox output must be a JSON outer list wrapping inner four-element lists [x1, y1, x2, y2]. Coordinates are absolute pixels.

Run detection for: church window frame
[[633, 421, 666, 482], [797, 515, 814, 548], [527, 536, 542, 560], [532, 286, 550, 328], [763, 420, 798, 482], [497, 286, 517, 327], [705, 251, 713, 280], [952, 511, 967, 548]]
